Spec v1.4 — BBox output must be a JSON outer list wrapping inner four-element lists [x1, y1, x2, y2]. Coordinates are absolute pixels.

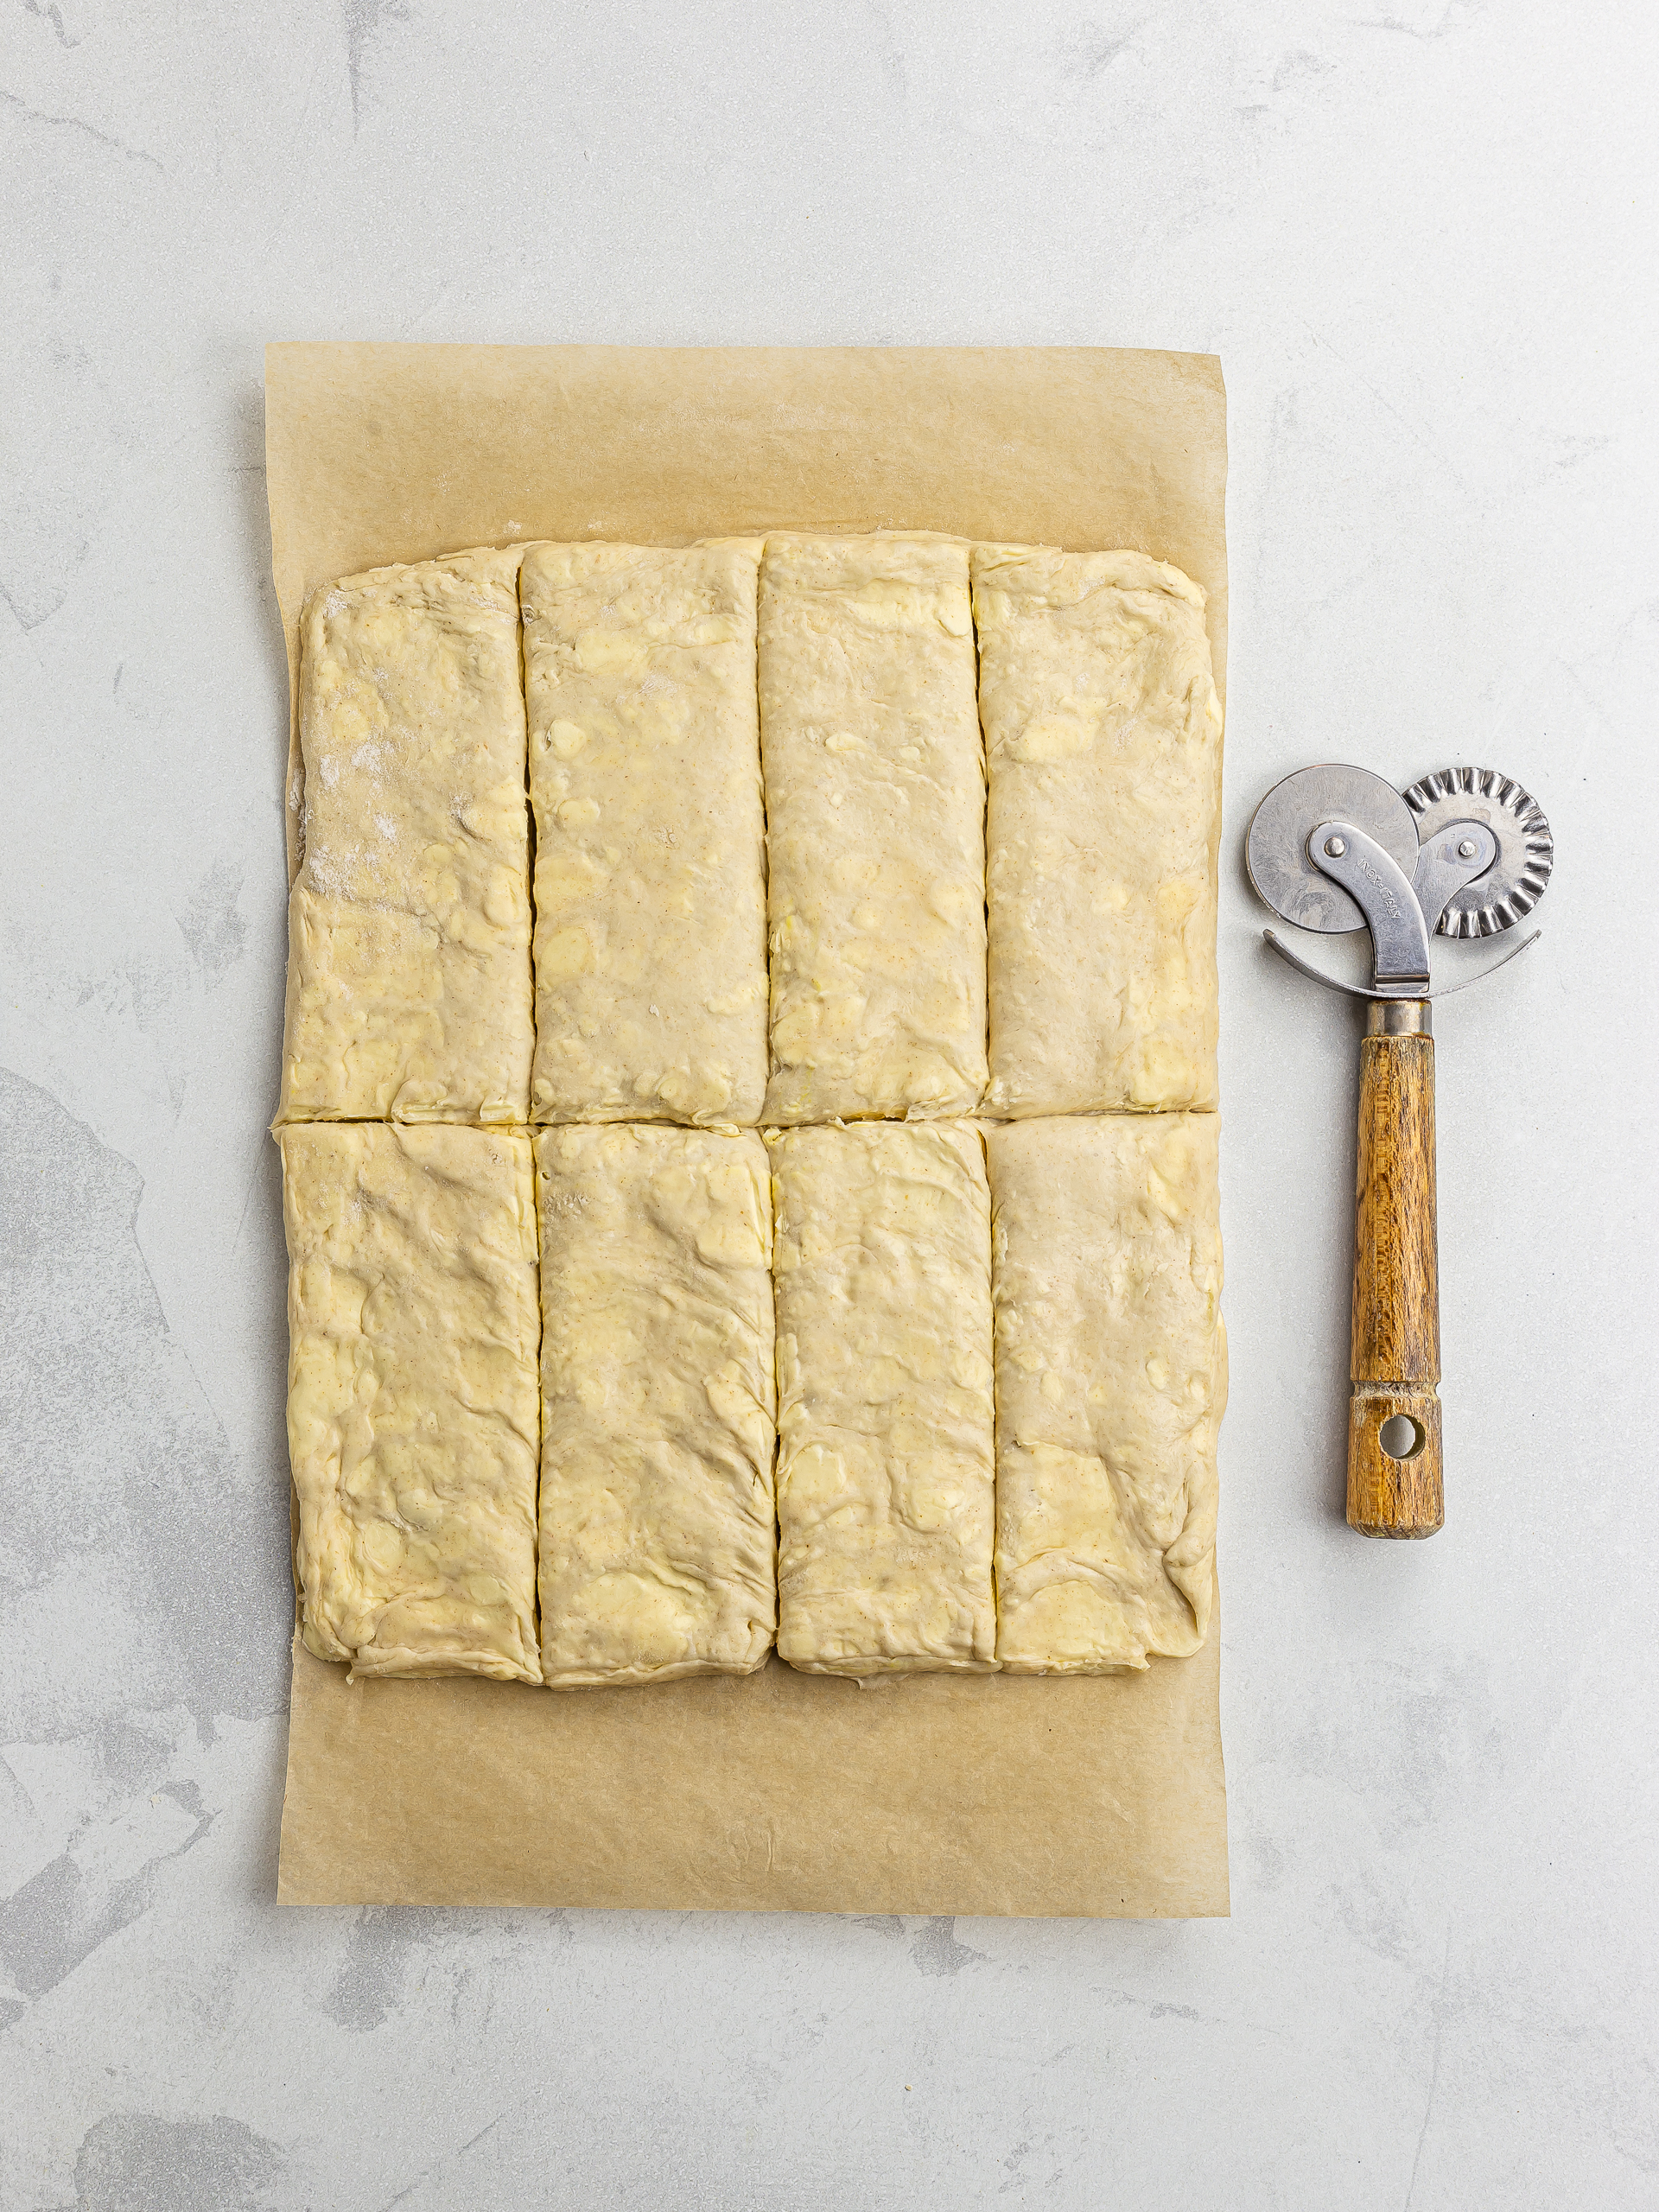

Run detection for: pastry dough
[[535, 1124, 777, 1685], [987, 1115, 1225, 1673], [771, 1122, 997, 1675], [277, 548, 533, 1123], [974, 547, 1223, 1115], [524, 540, 768, 1125], [760, 534, 988, 1121], [277, 1122, 542, 1682]]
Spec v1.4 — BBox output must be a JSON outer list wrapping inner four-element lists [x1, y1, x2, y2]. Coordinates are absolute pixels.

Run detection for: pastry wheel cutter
[[1247, 764, 1554, 1538]]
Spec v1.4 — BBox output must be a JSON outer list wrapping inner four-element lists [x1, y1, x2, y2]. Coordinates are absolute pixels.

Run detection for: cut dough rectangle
[[760, 534, 988, 1122], [771, 1122, 997, 1675], [277, 1122, 542, 1683], [987, 1115, 1226, 1674], [524, 540, 769, 1125], [277, 549, 534, 1124], [535, 1124, 777, 1686], [975, 547, 1223, 1115]]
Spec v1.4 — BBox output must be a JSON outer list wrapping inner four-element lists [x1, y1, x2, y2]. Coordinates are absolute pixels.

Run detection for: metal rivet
[[1457, 837, 1478, 859], [1324, 836, 1346, 858]]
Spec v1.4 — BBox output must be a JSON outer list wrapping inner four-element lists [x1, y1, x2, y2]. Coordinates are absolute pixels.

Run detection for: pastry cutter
[[1246, 765, 1554, 1538]]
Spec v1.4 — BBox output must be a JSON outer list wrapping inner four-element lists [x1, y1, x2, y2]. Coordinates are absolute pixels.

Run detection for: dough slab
[[760, 534, 988, 1122], [524, 541, 769, 1125], [975, 547, 1223, 1115], [277, 549, 534, 1124], [771, 1122, 997, 1675], [535, 1124, 778, 1686], [987, 1115, 1226, 1673], [277, 1122, 542, 1683]]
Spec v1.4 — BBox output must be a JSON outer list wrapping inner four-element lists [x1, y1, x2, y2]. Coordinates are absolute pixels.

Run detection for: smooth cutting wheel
[[1245, 763, 1421, 936]]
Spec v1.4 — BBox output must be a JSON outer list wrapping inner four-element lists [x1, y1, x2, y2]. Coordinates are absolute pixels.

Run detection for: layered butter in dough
[[760, 534, 988, 1121], [524, 541, 769, 1125], [988, 1115, 1225, 1673], [278, 1122, 542, 1682], [535, 1125, 777, 1685], [278, 548, 533, 1123], [975, 547, 1223, 1115], [771, 1122, 997, 1675]]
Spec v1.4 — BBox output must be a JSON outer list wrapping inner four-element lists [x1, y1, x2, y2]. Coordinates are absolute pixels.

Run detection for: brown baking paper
[[267, 344, 1230, 1916]]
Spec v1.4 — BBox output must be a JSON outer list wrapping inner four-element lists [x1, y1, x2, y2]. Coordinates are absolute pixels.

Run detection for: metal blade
[[1247, 765, 1422, 934]]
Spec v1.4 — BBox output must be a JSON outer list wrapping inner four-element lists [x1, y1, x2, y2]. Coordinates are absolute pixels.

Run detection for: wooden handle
[[1348, 1004, 1444, 1538]]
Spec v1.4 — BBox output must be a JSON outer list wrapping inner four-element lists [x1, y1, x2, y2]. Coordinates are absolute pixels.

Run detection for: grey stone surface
[[2, 3, 1655, 2205]]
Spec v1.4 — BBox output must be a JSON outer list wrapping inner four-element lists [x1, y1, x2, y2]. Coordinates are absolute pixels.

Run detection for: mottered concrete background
[[2, 3, 1656, 2206]]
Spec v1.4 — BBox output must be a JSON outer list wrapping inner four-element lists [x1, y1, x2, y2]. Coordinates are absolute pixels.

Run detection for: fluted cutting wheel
[[1401, 766, 1554, 938]]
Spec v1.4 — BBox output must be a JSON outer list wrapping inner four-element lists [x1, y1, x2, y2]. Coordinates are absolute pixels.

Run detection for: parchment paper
[[267, 344, 1230, 1916]]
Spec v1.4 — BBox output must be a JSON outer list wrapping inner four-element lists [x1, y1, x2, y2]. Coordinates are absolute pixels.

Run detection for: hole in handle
[[1378, 1414, 1427, 1461]]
